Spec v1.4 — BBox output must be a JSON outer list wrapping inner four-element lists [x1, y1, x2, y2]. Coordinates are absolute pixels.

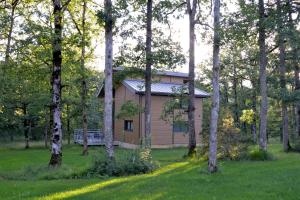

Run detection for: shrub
[[199, 112, 251, 161], [86, 149, 158, 177], [245, 148, 275, 161]]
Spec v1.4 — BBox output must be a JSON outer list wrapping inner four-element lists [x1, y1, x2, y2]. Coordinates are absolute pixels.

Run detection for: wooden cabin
[[98, 67, 210, 148]]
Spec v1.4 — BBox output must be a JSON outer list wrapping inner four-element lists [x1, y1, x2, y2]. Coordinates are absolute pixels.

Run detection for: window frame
[[124, 120, 134, 132], [173, 121, 188, 133]]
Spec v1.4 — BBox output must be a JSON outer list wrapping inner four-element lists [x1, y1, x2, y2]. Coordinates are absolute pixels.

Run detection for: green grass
[[0, 142, 300, 199]]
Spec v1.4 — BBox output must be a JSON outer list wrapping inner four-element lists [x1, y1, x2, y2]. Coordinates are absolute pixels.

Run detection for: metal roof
[[123, 79, 210, 98], [113, 66, 189, 78]]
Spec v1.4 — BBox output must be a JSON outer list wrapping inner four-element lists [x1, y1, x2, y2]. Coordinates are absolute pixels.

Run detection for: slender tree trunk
[[277, 0, 289, 152], [186, 0, 197, 157], [23, 103, 29, 149], [44, 110, 49, 148], [251, 79, 257, 143], [104, 0, 114, 159], [233, 65, 239, 126], [81, 0, 88, 156], [288, 0, 300, 137], [4, 0, 19, 66], [66, 104, 71, 145], [49, 0, 63, 167], [258, 0, 268, 151], [208, 0, 221, 173], [144, 0, 152, 150]]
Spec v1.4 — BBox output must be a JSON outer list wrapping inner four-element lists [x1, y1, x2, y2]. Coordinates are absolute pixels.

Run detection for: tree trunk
[[23, 103, 29, 149], [4, 0, 19, 66], [277, 0, 289, 152], [250, 79, 257, 143], [186, 0, 197, 157], [144, 0, 153, 150], [233, 65, 239, 126], [66, 104, 71, 145], [44, 110, 49, 148], [208, 0, 220, 173], [81, 0, 88, 156], [288, 0, 300, 137], [104, 0, 114, 159], [49, 0, 63, 167], [258, 0, 268, 151]]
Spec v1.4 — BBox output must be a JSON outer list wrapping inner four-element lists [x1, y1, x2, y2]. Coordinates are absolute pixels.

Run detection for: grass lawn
[[0, 142, 300, 200]]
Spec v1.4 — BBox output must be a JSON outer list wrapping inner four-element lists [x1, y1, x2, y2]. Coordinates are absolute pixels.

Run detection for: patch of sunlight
[[150, 162, 189, 176], [36, 162, 189, 200]]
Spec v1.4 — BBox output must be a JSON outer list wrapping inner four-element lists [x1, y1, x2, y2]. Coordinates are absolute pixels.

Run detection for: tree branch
[[66, 7, 82, 35]]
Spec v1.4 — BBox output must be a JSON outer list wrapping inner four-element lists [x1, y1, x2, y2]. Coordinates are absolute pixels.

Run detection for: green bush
[[86, 149, 158, 177], [245, 148, 275, 161], [199, 112, 251, 161]]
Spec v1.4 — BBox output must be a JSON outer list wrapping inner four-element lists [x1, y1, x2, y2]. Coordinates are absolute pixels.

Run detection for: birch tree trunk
[[144, 0, 152, 150], [49, 0, 63, 167], [208, 0, 220, 173], [258, 0, 268, 151], [81, 0, 88, 156], [277, 0, 289, 152], [186, 0, 197, 157], [104, 0, 114, 159]]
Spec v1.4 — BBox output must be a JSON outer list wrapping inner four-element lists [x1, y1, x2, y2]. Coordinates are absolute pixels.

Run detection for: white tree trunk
[[186, 0, 197, 157], [49, 0, 63, 167], [104, 0, 114, 159], [208, 0, 220, 173]]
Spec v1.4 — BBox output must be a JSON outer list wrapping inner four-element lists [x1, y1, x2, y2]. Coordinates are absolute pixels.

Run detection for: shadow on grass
[[35, 161, 190, 200]]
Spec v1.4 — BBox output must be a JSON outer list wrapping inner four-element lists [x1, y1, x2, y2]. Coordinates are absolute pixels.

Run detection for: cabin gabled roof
[[113, 66, 189, 78], [123, 79, 210, 98]]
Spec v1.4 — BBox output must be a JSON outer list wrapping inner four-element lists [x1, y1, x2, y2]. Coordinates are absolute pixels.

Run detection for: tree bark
[[104, 0, 114, 159], [23, 103, 29, 149], [144, 0, 152, 150], [258, 0, 268, 151], [233, 65, 239, 126], [186, 0, 197, 157], [208, 0, 220, 173], [49, 0, 63, 167], [44, 110, 49, 148], [288, 0, 300, 137], [81, 0, 88, 156], [250, 78, 257, 143], [66, 104, 71, 145], [277, 0, 289, 152], [4, 0, 19, 66]]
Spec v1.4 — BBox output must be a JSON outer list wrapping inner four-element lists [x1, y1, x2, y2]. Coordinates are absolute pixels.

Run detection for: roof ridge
[[124, 79, 185, 86]]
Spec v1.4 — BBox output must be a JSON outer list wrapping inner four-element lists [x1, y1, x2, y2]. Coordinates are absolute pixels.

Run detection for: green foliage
[[200, 111, 250, 161], [245, 148, 275, 161], [86, 149, 158, 177], [240, 109, 255, 125], [116, 100, 143, 119]]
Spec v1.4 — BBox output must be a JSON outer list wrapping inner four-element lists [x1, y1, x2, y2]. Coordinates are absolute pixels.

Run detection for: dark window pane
[[173, 121, 188, 133], [124, 120, 133, 132]]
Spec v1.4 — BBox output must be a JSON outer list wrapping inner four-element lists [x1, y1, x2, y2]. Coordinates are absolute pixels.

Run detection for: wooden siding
[[153, 75, 187, 84], [114, 80, 203, 147], [114, 85, 141, 145]]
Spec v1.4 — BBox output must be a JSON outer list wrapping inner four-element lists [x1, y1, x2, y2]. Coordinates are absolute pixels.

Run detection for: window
[[173, 121, 188, 133], [124, 120, 133, 132]]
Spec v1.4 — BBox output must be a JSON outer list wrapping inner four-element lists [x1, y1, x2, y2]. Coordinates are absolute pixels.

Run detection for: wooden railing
[[73, 129, 104, 145]]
